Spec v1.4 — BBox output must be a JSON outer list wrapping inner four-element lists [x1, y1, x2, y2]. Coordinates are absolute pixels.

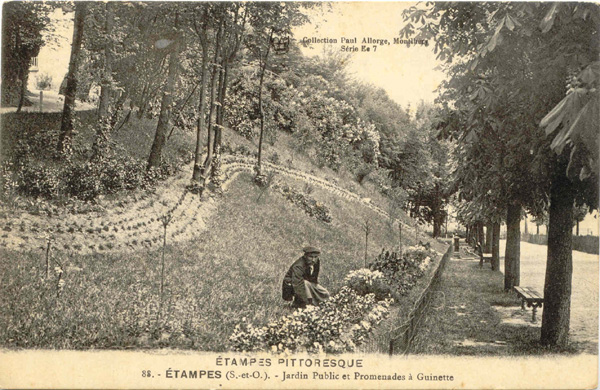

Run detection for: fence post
[[39, 90, 43, 112], [45, 237, 51, 279]]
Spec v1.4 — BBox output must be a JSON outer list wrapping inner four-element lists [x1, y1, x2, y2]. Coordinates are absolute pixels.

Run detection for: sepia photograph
[[0, 1, 598, 389]]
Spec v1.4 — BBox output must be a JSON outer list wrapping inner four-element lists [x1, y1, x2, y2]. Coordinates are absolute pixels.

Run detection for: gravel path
[[500, 240, 599, 349]]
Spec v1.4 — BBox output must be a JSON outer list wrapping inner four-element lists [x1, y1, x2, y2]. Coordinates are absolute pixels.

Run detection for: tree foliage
[[402, 2, 599, 346], [1, 2, 55, 108]]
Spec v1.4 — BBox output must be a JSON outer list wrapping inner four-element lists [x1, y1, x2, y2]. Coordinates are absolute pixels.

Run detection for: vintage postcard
[[0, 1, 598, 389]]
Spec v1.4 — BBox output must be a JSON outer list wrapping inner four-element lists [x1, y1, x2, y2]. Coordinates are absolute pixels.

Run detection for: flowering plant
[[369, 244, 437, 296], [273, 183, 332, 223], [343, 269, 391, 300], [230, 286, 391, 354]]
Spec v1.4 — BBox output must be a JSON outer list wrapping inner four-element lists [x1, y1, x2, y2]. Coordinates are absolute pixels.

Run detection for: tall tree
[[147, 11, 182, 170], [246, 2, 310, 177], [191, 6, 211, 183], [254, 27, 273, 177], [92, 2, 116, 159], [199, 16, 224, 183], [57, 2, 87, 155]]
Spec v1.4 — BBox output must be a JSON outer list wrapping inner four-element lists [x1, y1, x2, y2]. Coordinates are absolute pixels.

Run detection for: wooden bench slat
[[522, 287, 543, 300], [524, 287, 543, 300], [513, 286, 544, 323], [514, 286, 543, 301]]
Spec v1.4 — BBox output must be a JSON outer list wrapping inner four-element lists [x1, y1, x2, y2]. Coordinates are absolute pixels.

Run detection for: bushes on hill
[[15, 161, 61, 199], [5, 153, 173, 202]]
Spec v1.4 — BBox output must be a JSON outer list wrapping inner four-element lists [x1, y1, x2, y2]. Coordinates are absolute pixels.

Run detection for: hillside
[[0, 111, 447, 351]]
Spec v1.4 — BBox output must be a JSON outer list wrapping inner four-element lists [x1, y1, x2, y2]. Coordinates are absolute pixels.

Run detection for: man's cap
[[303, 246, 321, 255]]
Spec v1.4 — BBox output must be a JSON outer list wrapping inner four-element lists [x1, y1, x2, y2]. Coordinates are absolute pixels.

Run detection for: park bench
[[513, 286, 544, 322], [476, 243, 492, 268]]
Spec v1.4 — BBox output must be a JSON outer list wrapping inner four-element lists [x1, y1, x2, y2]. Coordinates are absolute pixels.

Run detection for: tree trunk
[[201, 63, 219, 175], [485, 223, 493, 253], [97, 2, 114, 120], [256, 57, 267, 177], [477, 222, 485, 247], [466, 225, 470, 245], [192, 19, 209, 183], [147, 39, 180, 170], [201, 21, 223, 180], [537, 224, 540, 235], [504, 203, 521, 291], [57, 2, 87, 154], [256, 30, 274, 177], [213, 57, 228, 153], [491, 222, 500, 271], [15, 31, 27, 113], [576, 220, 579, 236], [93, 2, 115, 160], [433, 220, 441, 238], [16, 70, 28, 113], [541, 173, 574, 347]]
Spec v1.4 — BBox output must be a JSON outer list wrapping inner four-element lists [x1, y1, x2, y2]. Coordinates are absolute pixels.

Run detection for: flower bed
[[229, 244, 437, 354], [369, 245, 435, 297], [230, 285, 391, 354]]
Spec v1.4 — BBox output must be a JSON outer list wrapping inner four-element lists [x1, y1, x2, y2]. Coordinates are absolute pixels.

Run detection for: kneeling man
[[282, 246, 330, 308]]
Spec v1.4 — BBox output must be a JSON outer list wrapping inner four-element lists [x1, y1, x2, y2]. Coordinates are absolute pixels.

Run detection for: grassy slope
[[0, 171, 439, 350], [0, 110, 446, 351]]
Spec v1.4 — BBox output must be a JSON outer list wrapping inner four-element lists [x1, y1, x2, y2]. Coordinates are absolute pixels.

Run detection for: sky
[[293, 2, 446, 108]]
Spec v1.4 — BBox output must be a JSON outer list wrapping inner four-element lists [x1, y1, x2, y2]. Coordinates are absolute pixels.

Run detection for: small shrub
[[355, 164, 373, 184], [62, 161, 103, 201], [16, 161, 61, 199], [274, 183, 332, 223], [35, 73, 53, 90], [235, 144, 252, 156], [303, 182, 314, 195]]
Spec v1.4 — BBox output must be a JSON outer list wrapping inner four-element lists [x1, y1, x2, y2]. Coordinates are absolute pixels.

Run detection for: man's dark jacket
[[282, 256, 320, 306]]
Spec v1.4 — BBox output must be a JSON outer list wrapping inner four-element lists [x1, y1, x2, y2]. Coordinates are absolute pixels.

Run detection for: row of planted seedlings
[[221, 157, 387, 219], [0, 181, 206, 254], [1, 152, 235, 255], [0, 160, 199, 252], [222, 156, 365, 203], [3, 152, 371, 254], [27, 186, 201, 307], [229, 244, 438, 354], [222, 156, 421, 240], [1, 197, 206, 349], [3, 155, 396, 255]]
